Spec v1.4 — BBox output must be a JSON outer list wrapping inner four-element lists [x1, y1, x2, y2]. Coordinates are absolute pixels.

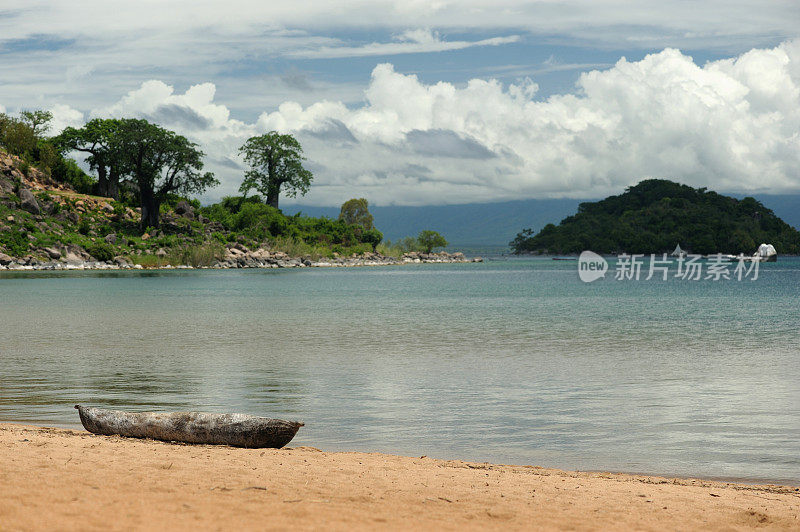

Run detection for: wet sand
[[1, 423, 798, 530]]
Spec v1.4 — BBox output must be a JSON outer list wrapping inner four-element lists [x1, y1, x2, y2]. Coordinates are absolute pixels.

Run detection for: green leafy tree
[[339, 198, 374, 229], [115, 119, 218, 231], [0, 109, 52, 158], [54, 119, 125, 199], [362, 228, 383, 251], [417, 230, 448, 253], [0, 113, 9, 139], [238, 132, 313, 209], [19, 110, 53, 137], [0, 115, 37, 157]]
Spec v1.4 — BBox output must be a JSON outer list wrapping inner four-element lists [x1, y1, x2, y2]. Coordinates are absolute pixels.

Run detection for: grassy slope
[[0, 149, 400, 265]]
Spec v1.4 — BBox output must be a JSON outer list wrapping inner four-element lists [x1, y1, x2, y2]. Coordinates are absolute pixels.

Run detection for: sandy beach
[[1, 424, 798, 530]]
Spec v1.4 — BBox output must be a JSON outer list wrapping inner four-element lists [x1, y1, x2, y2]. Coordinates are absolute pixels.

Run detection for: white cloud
[[288, 29, 520, 59], [17, 40, 800, 206], [48, 104, 84, 133], [0, 1, 796, 50], [251, 41, 800, 204], [1, 2, 796, 127]]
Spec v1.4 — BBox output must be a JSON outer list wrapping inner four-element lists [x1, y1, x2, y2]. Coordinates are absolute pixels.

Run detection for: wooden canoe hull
[[75, 405, 303, 448]]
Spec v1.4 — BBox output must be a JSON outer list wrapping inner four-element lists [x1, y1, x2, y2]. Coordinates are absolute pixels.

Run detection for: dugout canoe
[[75, 405, 303, 448]]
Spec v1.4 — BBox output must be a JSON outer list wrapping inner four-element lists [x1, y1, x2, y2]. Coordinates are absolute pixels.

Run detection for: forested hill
[[510, 179, 800, 255]]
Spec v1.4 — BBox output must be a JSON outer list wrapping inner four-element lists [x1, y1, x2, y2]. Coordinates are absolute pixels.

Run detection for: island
[[511, 179, 800, 255]]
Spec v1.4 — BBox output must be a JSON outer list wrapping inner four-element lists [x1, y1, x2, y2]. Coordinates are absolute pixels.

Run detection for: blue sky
[[1, 1, 798, 205]]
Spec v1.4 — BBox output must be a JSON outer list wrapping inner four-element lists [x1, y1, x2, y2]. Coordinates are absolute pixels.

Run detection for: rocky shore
[[0, 246, 481, 271]]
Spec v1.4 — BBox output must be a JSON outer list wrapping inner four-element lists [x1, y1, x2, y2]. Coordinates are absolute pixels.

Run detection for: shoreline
[[0, 249, 483, 271], [2, 423, 798, 530], [1, 420, 794, 489]]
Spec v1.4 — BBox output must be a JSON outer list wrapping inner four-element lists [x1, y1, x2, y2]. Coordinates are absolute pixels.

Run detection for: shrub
[[0, 229, 28, 257], [78, 219, 91, 235], [86, 242, 115, 262], [174, 243, 225, 267], [361, 228, 383, 251], [51, 157, 95, 194]]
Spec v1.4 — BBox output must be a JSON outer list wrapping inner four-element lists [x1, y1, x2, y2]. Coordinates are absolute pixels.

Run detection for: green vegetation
[[380, 230, 448, 255], [511, 179, 800, 255], [339, 198, 374, 229], [199, 195, 382, 255], [0, 108, 456, 266], [0, 109, 95, 193], [55, 118, 125, 199], [417, 230, 448, 253], [55, 118, 218, 231], [239, 132, 313, 209]]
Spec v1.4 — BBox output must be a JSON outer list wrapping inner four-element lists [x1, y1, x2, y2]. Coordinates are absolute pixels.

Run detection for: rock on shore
[[0, 244, 482, 271], [210, 246, 481, 269]]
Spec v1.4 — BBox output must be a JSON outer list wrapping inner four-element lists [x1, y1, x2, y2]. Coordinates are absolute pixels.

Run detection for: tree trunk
[[107, 167, 119, 200], [140, 189, 160, 232], [266, 182, 280, 209], [95, 165, 109, 198]]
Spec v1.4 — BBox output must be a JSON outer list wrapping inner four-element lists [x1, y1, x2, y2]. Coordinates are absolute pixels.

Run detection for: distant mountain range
[[283, 193, 800, 251]]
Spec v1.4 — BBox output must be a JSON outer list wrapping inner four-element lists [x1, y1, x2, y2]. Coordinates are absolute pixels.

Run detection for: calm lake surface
[[1, 257, 798, 484]]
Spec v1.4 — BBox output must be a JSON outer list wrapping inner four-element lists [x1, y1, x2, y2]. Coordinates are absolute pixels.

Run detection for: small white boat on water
[[755, 243, 778, 262], [707, 243, 777, 262]]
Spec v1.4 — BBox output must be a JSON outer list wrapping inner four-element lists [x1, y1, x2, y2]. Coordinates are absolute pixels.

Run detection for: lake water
[[1, 257, 798, 484]]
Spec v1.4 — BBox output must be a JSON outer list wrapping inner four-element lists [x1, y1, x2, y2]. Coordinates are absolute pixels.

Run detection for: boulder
[[63, 250, 83, 264], [0, 177, 14, 195], [43, 247, 62, 259], [19, 188, 40, 215], [155, 248, 167, 258], [0, 252, 13, 265], [174, 200, 195, 218], [63, 245, 89, 264], [104, 233, 117, 245]]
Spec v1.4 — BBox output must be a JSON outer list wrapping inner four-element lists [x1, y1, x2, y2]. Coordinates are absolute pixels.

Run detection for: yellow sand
[[1, 424, 797, 530]]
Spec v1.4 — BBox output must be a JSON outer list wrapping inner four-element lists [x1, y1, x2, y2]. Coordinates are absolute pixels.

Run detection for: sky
[[1, 1, 799, 206]]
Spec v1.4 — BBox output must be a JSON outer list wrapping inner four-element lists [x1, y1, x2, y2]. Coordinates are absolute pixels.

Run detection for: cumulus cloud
[[48, 104, 84, 133], [19, 40, 800, 206], [251, 41, 800, 203]]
